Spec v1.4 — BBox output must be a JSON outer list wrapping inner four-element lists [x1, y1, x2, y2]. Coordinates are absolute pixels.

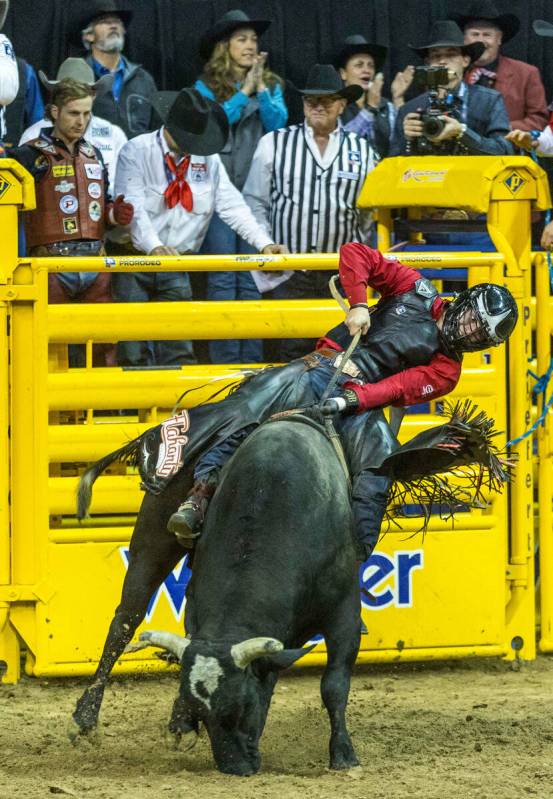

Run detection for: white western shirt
[[0, 33, 18, 138], [113, 127, 274, 254], [20, 115, 127, 192]]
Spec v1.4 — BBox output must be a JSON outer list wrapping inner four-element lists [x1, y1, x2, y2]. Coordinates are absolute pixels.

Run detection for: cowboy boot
[[167, 471, 219, 546]]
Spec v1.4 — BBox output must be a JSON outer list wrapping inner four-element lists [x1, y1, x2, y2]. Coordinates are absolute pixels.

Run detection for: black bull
[[71, 416, 362, 773]]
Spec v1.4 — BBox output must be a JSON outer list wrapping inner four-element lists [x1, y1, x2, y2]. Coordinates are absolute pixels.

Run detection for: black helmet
[[440, 283, 518, 353]]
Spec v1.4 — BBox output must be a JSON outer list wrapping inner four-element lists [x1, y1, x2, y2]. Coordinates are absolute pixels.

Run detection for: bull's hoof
[[329, 747, 360, 770], [67, 717, 100, 746]]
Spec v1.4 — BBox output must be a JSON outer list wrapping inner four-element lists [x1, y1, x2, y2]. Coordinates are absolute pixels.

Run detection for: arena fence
[[0, 155, 550, 683]]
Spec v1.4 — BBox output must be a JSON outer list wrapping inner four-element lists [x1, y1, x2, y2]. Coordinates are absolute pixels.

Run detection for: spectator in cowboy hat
[[335, 34, 414, 158], [193, 8, 288, 365], [243, 64, 377, 361], [450, 0, 548, 131], [110, 87, 287, 368], [75, 0, 158, 138], [507, 19, 553, 251], [19, 58, 127, 192], [390, 20, 514, 156], [0, 0, 18, 148]]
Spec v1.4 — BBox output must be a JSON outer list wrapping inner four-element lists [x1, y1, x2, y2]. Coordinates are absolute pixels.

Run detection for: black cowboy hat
[[199, 9, 271, 61], [409, 20, 485, 62], [73, 1, 133, 44], [299, 64, 363, 103], [450, 1, 520, 43], [533, 19, 553, 38], [334, 35, 387, 73], [154, 88, 229, 156]]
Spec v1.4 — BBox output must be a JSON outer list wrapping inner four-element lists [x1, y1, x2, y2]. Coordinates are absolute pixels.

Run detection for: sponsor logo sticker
[[0, 177, 12, 200], [87, 181, 102, 199], [401, 168, 447, 184], [54, 181, 75, 193], [84, 163, 103, 180], [104, 257, 117, 268], [63, 217, 78, 234], [59, 194, 79, 214], [88, 200, 102, 222], [52, 165, 75, 177], [503, 171, 526, 194]]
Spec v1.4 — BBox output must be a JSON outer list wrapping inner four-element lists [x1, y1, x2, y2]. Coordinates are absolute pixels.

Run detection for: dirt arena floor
[[2, 655, 553, 799]]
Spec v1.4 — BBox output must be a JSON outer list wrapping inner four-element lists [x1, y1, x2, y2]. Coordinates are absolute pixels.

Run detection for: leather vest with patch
[[326, 279, 455, 382], [25, 137, 106, 247]]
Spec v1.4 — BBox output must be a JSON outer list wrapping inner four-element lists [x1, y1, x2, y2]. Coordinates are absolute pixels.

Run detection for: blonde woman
[[195, 9, 288, 364]]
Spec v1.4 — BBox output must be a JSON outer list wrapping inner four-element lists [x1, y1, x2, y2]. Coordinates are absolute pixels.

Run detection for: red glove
[[111, 194, 134, 225]]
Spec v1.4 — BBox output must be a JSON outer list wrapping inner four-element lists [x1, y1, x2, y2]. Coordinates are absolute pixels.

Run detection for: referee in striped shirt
[[243, 64, 378, 361]]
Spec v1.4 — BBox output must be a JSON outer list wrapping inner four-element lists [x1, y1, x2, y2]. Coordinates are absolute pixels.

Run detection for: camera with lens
[[408, 65, 461, 154]]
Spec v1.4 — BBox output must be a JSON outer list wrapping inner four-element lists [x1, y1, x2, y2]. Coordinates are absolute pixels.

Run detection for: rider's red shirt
[[316, 243, 462, 410]]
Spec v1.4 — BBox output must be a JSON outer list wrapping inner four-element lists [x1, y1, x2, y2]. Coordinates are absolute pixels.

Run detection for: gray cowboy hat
[[409, 20, 485, 62], [299, 64, 363, 103], [39, 58, 114, 96], [0, 1, 8, 30], [154, 88, 229, 156], [199, 9, 271, 61], [450, 1, 520, 44], [334, 35, 387, 73], [533, 19, 553, 38], [72, 0, 133, 45]]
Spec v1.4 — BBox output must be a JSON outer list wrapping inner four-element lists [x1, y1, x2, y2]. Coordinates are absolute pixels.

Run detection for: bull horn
[[231, 637, 284, 669], [124, 631, 191, 662]]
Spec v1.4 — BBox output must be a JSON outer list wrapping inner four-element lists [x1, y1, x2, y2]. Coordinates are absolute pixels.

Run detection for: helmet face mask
[[441, 284, 518, 354]]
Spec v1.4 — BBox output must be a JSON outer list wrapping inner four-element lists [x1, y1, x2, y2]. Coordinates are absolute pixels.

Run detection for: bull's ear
[[265, 643, 317, 670]]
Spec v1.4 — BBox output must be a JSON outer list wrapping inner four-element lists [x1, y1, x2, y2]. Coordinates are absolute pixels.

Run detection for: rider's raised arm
[[344, 351, 462, 410], [339, 242, 420, 304]]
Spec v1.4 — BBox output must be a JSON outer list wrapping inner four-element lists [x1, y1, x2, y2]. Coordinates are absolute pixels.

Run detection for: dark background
[[5, 0, 553, 114]]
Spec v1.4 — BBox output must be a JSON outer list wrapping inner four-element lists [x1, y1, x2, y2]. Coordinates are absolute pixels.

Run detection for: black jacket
[[390, 83, 514, 157], [86, 56, 158, 139], [341, 99, 394, 158]]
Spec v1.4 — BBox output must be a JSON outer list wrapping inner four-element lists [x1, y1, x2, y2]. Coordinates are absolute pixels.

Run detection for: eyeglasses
[[303, 95, 342, 107]]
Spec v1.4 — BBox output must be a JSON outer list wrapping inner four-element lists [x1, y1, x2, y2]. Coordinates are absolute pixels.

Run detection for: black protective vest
[[326, 279, 455, 381]]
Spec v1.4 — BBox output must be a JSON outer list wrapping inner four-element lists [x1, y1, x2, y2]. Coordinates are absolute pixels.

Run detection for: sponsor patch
[[337, 170, 359, 180], [62, 217, 78, 234], [87, 181, 102, 199], [348, 151, 361, 162], [34, 155, 48, 169], [190, 162, 207, 182], [52, 165, 74, 177], [54, 180, 75, 193], [155, 411, 191, 478], [84, 163, 103, 180], [414, 278, 437, 299], [33, 139, 50, 149], [421, 384, 435, 397], [59, 194, 79, 214], [395, 305, 406, 315], [88, 200, 102, 222], [80, 143, 96, 158]]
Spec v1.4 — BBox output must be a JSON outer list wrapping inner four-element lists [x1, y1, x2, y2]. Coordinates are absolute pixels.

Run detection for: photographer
[[390, 21, 514, 157]]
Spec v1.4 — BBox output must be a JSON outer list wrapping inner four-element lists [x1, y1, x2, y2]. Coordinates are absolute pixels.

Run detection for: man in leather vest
[[165, 243, 518, 560], [9, 78, 133, 305]]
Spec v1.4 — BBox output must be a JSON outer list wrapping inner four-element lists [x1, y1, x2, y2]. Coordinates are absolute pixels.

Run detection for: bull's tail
[[77, 436, 143, 520]]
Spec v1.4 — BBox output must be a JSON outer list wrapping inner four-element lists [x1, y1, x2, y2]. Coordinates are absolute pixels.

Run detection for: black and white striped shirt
[[243, 122, 376, 254]]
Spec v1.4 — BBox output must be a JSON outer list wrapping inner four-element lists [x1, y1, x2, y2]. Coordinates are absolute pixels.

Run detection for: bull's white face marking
[[189, 654, 223, 710]]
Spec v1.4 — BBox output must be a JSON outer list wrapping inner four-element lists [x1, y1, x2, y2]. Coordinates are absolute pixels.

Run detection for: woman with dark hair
[[194, 9, 288, 364], [336, 35, 413, 159]]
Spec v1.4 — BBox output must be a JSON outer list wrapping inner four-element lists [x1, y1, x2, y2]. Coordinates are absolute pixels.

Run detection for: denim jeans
[[200, 213, 263, 364], [111, 271, 196, 366]]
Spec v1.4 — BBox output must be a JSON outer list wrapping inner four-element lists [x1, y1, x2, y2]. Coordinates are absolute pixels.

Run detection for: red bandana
[[164, 153, 193, 211]]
